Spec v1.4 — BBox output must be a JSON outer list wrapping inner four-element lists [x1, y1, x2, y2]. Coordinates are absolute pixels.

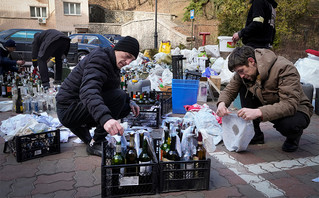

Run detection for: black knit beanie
[[114, 36, 140, 59], [4, 39, 16, 47]]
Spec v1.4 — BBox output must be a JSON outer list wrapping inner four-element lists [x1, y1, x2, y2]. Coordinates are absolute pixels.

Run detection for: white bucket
[[218, 36, 235, 52]]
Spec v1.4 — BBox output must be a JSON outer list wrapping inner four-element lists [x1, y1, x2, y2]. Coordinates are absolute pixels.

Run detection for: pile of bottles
[[103, 129, 157, 193], [0, 70, 57, 115], [130, 90, 160, 106], [159, 121, 207, 180]]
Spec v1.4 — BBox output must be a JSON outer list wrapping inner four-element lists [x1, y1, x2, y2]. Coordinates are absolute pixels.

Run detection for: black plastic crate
[[3, 129, 60, 162], [159, 159, 211, 193], [172, 55, 186, 79], [101, 141, 158, 198], [122, 106, 160, 128], [185, 70, 202, 80], [157, 91, 172, 117]]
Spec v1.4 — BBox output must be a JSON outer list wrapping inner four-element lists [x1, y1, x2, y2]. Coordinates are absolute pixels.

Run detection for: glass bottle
[[111, 140, 124, 192], [193, 132, 206, 161], [125, 132, 138, 176], [160, 126, 170, 161], [1, 74, 7, 97], [138, 136, 152, 183], [15, 88, 23, 113], [193, 131, 206, 178], [166, 135, 180, 161], [112, 140, 124, 165], [164, 135, 180, 180]]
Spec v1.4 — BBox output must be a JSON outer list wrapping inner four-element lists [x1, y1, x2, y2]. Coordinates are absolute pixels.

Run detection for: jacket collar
[[255, 48, 277, 82]]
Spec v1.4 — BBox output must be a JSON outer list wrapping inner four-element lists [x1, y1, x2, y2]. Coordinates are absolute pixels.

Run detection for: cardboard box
[[210, 76, 221, 91]]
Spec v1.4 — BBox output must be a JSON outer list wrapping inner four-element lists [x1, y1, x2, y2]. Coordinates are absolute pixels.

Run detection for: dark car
[[103, 34, 123, 44], [69, 33, 114, 48], [0, 29, 97, 65]]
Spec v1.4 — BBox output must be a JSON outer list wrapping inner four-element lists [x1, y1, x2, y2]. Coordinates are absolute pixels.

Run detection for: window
[[64, 2, 81, 15], [9, 30, 41, 42], [84, 35, 101, 45], [30, 7, 47, 18], [69, 35, 83, 43]]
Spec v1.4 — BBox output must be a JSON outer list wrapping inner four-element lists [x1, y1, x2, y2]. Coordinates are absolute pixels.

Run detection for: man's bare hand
[[237, 108, 262, 120], [216, 102, 231, 117], [103, 119, 124, 136], [129, 100, 140, 117], [16, 60, 25, 65]]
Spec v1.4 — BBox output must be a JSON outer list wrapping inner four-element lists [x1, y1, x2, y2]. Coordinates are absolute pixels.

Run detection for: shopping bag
[[222, 114, 254, 152]]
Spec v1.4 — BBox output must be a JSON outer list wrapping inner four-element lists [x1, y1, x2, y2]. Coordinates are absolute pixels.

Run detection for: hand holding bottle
[[16, 60, 25, 65], [103, 119, 124, 136]]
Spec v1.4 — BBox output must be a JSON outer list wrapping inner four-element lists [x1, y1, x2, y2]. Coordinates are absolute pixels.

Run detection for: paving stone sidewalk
[[1, 97, 319, 198]]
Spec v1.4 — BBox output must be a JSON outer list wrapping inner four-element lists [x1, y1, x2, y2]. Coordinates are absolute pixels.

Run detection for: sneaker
[[249, 132, 265, 145], [86, 139, 102, 157], [282, 136, 301, 152]]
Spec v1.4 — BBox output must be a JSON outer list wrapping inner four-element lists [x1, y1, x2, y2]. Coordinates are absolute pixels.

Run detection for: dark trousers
[[38, 38, 69, 85], [57, 89, 131, 144], [239, 86, 310, 139]]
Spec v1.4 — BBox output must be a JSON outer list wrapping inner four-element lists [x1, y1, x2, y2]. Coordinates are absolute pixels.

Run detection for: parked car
[[103, 34, 123, 44], [69, 33, 114, 48], [0, 29, 96, 65]]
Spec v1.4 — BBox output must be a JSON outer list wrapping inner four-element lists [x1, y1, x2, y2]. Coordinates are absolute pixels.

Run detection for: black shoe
[[249, 132, 265, 145], [86, 140, 103, 157], [282, 136, 301, 152], [42, 82, 50, 90], [53, 80, 62, 85]]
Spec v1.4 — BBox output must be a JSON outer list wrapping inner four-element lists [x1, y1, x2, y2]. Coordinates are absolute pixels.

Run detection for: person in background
[[32, 29, 70, 89], [0, 39, 25, 75], [232, 0, 277, 49], [216, 46, 313, 152], [56, 36, 140, 156]]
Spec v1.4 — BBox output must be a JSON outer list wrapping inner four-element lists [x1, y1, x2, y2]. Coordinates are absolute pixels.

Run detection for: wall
[[121, 18, 189, 50]]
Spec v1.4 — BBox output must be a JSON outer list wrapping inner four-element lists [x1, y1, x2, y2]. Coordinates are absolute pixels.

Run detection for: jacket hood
[[266, 0, 278, 8], [250, 0, 278, 8], [255, 48, 277, 81]]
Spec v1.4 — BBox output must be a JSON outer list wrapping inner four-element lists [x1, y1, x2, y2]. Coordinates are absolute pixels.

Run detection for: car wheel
[[77, 51, 88, 63]]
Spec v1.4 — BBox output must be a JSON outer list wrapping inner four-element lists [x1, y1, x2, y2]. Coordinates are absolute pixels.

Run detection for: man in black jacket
[[32, 29, 70, 89], [56, 36, 140, 156], [232, 0, 277, 49], [0, 39, 25, 75]]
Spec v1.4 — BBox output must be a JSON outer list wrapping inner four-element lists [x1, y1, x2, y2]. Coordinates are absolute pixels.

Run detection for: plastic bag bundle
[[222, 114, 254, 152]]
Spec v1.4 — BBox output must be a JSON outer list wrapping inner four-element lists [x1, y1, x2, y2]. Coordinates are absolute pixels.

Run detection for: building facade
[[0, 0, 89, 34]]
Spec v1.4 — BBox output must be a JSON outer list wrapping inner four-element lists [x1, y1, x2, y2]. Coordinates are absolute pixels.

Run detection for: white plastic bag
[[222, 114, 254, 152], [295, 54, 319, 88], [218, 55, 235, 84], [205, 45, 220, 58], [161, 68, 173, 86]]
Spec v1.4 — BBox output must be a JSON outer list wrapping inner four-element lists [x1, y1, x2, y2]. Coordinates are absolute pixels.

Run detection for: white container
[[127, 79, 151, 94], [218, 36, 235, 52]]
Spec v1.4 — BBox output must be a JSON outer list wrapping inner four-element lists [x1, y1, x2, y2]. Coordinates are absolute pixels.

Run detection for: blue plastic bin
[[172, 79, 199, 114]]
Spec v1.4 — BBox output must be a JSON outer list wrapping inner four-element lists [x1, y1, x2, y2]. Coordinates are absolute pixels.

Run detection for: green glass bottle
[[15, 88, 23, 114], [112, 140, 124, 165], [160, 126, 170, 161], [138, 137, 152, 184], [111, 140, 124, 193]]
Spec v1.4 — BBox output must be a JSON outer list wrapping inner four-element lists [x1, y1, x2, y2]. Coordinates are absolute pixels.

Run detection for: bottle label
[[6, 86, 12, 93], [139, 161, 152, 176], [119, 176, 139, 186]]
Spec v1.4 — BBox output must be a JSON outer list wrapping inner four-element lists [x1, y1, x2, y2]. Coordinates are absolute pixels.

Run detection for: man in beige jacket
[[217, 46, 313, 152]]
